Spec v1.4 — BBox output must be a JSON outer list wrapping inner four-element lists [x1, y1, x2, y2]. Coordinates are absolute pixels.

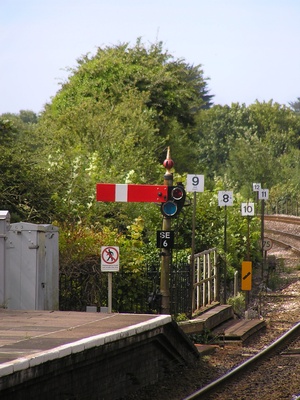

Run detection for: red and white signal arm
[[101, 246, 120, 272], [96, 183, 168, 203]]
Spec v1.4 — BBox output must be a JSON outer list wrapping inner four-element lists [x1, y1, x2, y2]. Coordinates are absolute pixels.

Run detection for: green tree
[[0, 113, 53, 222], [196, 103, 256, 181], [38, 40, 212, 225], [289, 97, 300, 113], [248, 101, 300, 157], [196, 101, 300, 191], [226, 133, 281, 196]]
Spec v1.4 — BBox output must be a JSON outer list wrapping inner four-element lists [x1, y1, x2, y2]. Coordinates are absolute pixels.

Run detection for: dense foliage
[[0, 112, 54, 221], [1, 40, 300, 312], [196, 102, 300, 193]]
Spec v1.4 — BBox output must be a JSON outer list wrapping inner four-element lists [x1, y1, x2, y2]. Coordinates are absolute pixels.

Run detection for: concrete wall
[[0, 321, 198, 400]]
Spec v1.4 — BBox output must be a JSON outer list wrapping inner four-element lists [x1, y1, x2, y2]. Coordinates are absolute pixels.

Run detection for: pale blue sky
[[1, 0, 299, 114]]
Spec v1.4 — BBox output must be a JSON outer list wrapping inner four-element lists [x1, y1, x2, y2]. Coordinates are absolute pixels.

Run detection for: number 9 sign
[[186, 174, 204, 192]]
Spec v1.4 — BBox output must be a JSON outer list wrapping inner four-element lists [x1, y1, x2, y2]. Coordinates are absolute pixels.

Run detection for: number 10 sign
[[241, 203, 255, 216]]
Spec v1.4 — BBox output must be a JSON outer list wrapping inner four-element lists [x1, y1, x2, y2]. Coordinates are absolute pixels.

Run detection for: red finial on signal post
[[163, 147, 174, 174]]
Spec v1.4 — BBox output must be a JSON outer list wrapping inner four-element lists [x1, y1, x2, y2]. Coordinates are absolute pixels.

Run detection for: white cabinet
[[5, 221, 59, 310]]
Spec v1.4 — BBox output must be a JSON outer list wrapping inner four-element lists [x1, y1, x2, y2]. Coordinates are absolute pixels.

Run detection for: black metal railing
[[59, 261, 191, 315], [265, 199, 300, 216]]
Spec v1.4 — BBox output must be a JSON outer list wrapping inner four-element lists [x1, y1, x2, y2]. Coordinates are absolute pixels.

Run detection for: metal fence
[[59, 261, 191, 315], [169, 262, 190, 316], [266, 199, 300, 216]]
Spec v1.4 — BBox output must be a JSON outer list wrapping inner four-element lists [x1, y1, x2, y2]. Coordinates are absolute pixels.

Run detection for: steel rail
[[183, 321, 300, 400], [265, 228, 300, 240], [265, 237, 300, 254], [264, 214, 300, 225], [264, 228, 300, 254], [266, 237, 300, 254]]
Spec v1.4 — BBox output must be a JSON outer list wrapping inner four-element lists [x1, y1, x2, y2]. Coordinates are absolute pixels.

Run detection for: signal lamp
[[161, 184, 186, 217]]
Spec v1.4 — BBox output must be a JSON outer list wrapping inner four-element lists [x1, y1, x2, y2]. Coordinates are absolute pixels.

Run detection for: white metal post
[[108, 272, 112, 313]]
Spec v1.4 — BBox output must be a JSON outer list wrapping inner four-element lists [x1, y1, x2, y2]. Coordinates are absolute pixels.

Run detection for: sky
[[1, 0, 299, 115]]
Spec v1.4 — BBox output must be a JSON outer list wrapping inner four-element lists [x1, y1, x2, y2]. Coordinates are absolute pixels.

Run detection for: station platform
[[0, 310, 166, 365], [0, 309, 198, 400]]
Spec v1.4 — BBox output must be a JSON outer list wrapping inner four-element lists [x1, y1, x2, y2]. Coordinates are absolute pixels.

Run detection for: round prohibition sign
[[101, 246, 119, 264]]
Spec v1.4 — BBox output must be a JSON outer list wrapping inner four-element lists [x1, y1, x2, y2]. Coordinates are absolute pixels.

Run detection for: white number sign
[[218, 191, 233, 206], [241, 203, 255, 216], [259, 189, 269, 200], [186, 174, 204, 192], [253, 183, 261, 192]]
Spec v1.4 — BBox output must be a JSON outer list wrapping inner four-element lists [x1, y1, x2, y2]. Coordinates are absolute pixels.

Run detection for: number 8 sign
[[241, 203, 255, 216], [218, 191, 233, 206]]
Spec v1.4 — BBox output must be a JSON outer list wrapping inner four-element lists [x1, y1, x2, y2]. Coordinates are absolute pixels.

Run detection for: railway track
[[264, 214, 300, 255], [264, 214, 300, 225], [124, 214, 300, 400], [264, 228, 300, 254], [183, 214, 300, 400], [184, 321, 300, 399]]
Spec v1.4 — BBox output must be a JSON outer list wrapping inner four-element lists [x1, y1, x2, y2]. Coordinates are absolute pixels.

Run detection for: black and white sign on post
[[218, 191, 234, 207], [186, 174, 204, 193], [259, 189, 269, 200], [186, 174, 205, 311], [241, 203, 255, 216], [259, 188, 269, 276], [101, 246, 119, 314], [218, 190, 233, 303], [156, 231, 174, 249], [241, 203, 255, 265], [253, 183, 261, 206], [253, 183, 261, 192]]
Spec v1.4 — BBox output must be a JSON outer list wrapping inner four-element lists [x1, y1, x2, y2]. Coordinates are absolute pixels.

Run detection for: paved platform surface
[[0, 310, 164, 365]]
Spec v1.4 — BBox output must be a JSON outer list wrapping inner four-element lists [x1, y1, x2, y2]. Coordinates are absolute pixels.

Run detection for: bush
[[227, 292, 245, 317]]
